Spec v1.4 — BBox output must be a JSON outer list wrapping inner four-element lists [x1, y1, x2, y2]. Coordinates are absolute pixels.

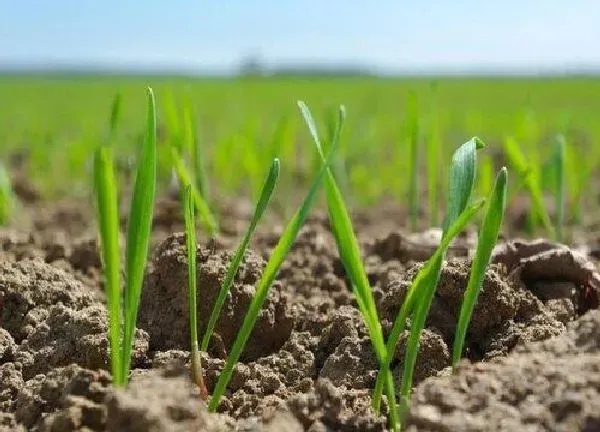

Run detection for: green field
[[1, 75, 599, 218]]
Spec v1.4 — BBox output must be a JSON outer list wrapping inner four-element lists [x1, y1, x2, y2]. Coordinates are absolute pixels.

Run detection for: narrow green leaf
[[398, 199, 485, 419], [0, 163, 14, 226], [201, 158, 280, 351], [109, 93, 122, 139], [427, 109, 440, 227], [503, 136, 554, 238], [452, 168, 507, 367], [298, 101, 400, 431], [182, 184, 202, 386], [372, 198, 485, 410], [407, 92, 420, 231], [208, 105, 343, 414], [170, 146, 218, 236], [553, 135, 565, 242], [93, 146, 123, 386], [122, 87, 158, 382], [182, 96, 209, 200], [443, 137, 484, 233]]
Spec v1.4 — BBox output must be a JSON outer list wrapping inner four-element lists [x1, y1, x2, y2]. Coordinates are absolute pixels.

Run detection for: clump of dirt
[[492, 238, 600, 313], [287, 378, 386, 431], [0, 259, 149, 380], [139, 233, 294, 361], [14, 365, 111, 431], [105, 368, 234, 432], [405, 310, 600, 432]]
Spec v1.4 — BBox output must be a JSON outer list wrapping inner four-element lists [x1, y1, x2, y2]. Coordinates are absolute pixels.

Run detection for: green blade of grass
[[553, 135, 565, 242], [443, 137, 484, 232], [182, 183, 205, 394], [407, 92, 420, 231], [109, 92, 122, 140], [200, 158, 280, 352], [182, 96, 209, 200], [170, 146, 218, 236], [298, 101, 400, 431], [0, 163, 14, 226], [452, 168, 507, 367], [208, 106, 343, 414], [503, 136, 554, 238], [427, 109, 440, 227], [121, 87, 158, 382], [398, 199, 484, 418], [93, 146, 123, 386], [371, 198, 486, 411]]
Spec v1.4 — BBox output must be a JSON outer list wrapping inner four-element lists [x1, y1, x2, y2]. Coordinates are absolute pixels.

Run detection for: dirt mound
[[0, 259, 149, 381], [406, 310, 600, 432], [139, 233, 294, 361]]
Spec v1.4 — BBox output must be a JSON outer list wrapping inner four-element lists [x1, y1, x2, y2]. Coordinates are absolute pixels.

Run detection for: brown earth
[[1, 195, 599, 431]]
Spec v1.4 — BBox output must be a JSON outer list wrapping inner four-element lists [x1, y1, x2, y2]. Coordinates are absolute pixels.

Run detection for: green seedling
[[371, 137, 485, 419], [94, 87, 157, 386], [298, 101, 400, 431], [182, 96, 209, 200], [406, 92, 420, 231], [452, 167, 507, 367], [208, 124, 340, 412], [109, 92, 122, 140], [0, 162, 14, 225], [427, 107, 441, 226], [201, 158, 280, 351], [182, 184, 209, 400], [503, 136, 554, 239], [552, 135, 565, 242], [170, 146, 218, 236]]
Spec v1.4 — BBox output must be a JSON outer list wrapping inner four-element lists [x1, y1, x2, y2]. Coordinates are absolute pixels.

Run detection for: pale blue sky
[[1, 0, 599, 74]]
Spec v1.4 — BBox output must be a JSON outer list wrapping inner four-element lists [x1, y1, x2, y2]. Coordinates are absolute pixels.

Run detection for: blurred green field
[[1, 75, 599, 219]]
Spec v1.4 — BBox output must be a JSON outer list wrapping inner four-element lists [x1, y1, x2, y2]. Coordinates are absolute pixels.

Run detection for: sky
[[1, 0, 599, 74]]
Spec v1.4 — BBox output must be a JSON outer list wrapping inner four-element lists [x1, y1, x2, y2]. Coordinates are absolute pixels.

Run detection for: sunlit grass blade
[[121, 87, 158, 381], [443, 137, 484, 232], [93, 146, 123, 385], [298, 100, 400, 431], [373, 137, 485, 418], [201, 158, 280, 351], [427, 108, 440, 226], [407, 92, 420, 231], [553, 135, 565, 242], [503, 136, 554, 238], [109, 92, 122, 140], [452, 168, 507, 367], [399, 200, 485, 416], [372, 199, 485, 411], [182, 96, 209, 200], [208, 124, 340, 413], [170, 146, 218, 236], [0, 163, 15, 226], [182, 184, 209, 399]]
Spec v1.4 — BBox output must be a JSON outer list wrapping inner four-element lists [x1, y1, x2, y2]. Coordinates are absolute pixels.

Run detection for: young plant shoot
[[452, 167, 507, 367], [170, 145, 218, 236], [94, 87, 157, 386], [201, 158, 280, 351], [370, 137, 486, 419], [407, 92, 420, 231], [182, 184, 209, 400], [208, 106, 344, 413], [298, 101, 400, 431], [553, 135, 566, 242], [503, 136, 554, 239], [0, 162, 14, 225]]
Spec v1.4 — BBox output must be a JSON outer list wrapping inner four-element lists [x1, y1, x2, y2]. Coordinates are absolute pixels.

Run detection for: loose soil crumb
[[405, 310, 600, 432]]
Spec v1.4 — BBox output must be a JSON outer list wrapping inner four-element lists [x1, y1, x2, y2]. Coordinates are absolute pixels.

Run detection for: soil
[[1, 193, 599, 431]]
